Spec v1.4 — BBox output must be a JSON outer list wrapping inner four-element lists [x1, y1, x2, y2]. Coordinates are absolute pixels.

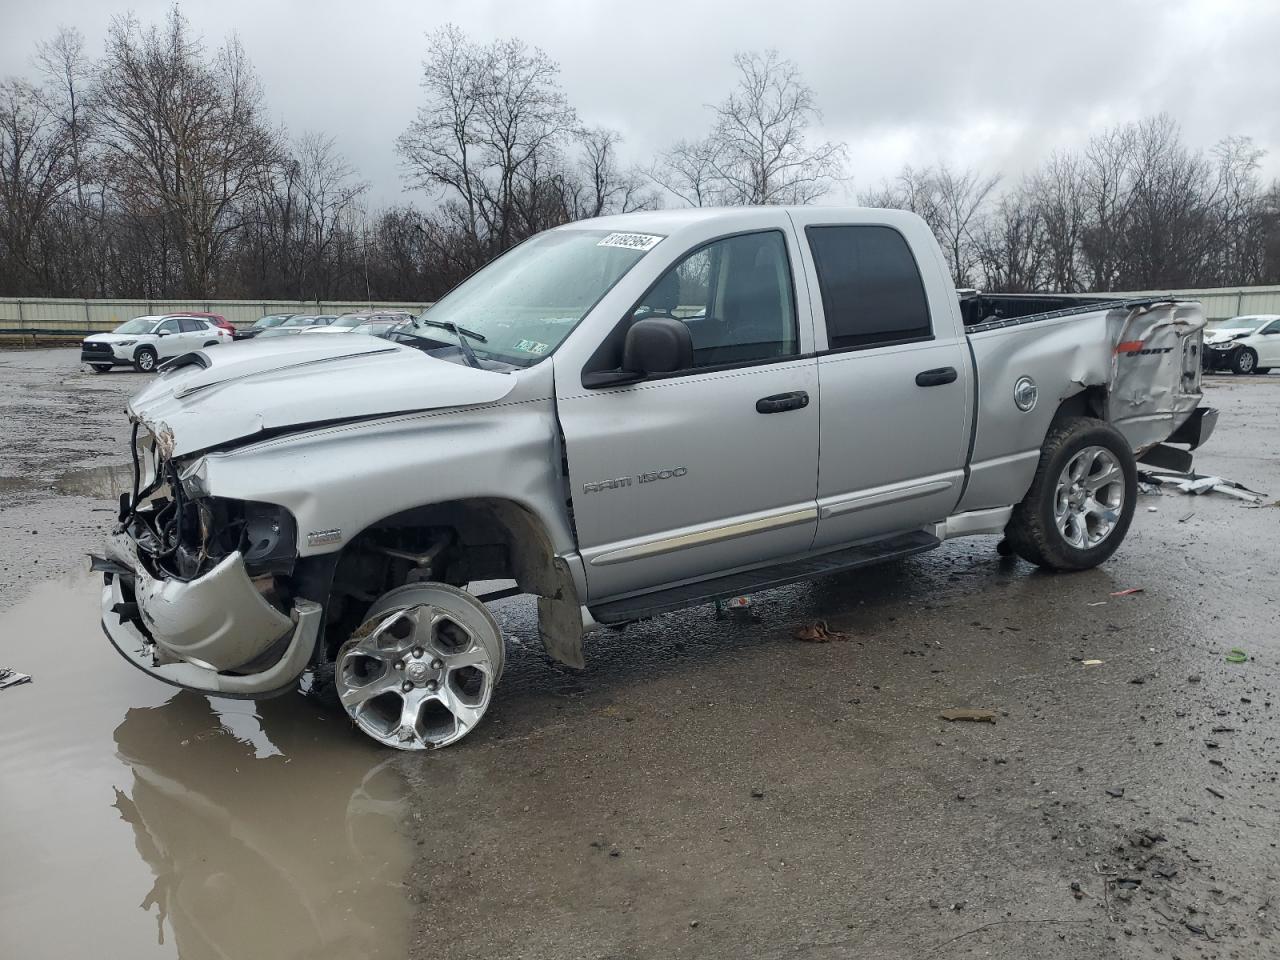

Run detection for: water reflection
[[109, 692, 411, 960]]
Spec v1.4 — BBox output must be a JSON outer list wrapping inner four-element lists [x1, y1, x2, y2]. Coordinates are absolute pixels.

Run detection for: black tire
[[1231, 347, 1258, 375], [1004, 417, 1137, 572], [1257, 367, 1272, 375], [133, 346, 158, 372], [89, 364, 112, 374]]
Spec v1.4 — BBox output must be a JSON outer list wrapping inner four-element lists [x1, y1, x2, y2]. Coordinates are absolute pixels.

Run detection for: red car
[[176, 312, 237, 337]]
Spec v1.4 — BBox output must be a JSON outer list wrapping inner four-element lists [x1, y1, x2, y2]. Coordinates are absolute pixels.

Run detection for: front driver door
[[152, 318, 183, 358], [1257, 317, 1280, 366], [556, 227, 820, 602]]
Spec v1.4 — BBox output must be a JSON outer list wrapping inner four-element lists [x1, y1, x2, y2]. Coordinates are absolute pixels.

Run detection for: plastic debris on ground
[[793, 620, 849, 643], [1138, 469, 1267, 504], [1111, 588, 1144, 597], [939, 708, 997, 723], [1226, 648, 1248, 664], [0, 667, 32, 690]]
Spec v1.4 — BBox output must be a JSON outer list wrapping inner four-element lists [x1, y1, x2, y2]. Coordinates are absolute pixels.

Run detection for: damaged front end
[[96, 422, 322, 697]]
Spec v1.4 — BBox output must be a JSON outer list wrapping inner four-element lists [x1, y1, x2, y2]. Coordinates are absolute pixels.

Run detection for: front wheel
[[89, 364, 112, 374], [1232, 347, 1258, 375], [133, 346, 158, 372], [1004, 418, 1137, 571], [334, 583, 504, 750]]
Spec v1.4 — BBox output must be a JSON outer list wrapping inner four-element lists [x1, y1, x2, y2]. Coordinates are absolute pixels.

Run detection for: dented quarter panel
[[959, 301, 1205, 511]]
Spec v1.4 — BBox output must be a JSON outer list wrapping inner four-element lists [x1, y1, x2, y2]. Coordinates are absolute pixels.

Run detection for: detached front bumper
[[98, 531, 322, 698]]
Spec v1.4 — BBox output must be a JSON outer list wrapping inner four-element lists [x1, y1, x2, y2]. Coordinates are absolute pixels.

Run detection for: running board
[[589, 530, 941, 624]]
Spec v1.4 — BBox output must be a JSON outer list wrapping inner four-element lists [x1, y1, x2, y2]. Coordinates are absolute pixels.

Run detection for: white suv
[[1203, 314, 1280, 375], [80, 315, 233, 373]]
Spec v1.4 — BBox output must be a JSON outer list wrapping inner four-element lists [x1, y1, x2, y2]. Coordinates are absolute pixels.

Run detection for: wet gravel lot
[[0, 348, 1277, 960]]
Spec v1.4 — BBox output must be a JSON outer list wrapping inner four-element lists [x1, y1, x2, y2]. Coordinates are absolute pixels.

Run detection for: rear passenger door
[[787, 211, 973, 550], [177, 317, 210, 351]]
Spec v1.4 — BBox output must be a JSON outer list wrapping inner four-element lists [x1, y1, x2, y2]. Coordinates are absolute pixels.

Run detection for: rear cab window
[[805, 225, 932, 351]]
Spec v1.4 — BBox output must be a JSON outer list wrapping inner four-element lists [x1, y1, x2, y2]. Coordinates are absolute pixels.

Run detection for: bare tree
[[651, 137, 723, 207], [569, 126, 654, 218], [398, 24, 579, 266], [654, 50, 845, 207], [0, 78, 75, 290], [94, 8, 281, 296]]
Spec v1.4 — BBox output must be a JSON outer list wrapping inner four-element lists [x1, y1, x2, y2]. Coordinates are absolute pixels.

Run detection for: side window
[[1261, 319, 1280, 335], [806, 225, 932, 351], [155, 319, 180, 335], [178, 318, 202, 333], [632, 230, 797, 368]]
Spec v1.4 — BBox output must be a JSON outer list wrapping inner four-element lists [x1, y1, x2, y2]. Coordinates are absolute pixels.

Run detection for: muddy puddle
[[0, 572, 413, 960], [0, 463, 134, 500]]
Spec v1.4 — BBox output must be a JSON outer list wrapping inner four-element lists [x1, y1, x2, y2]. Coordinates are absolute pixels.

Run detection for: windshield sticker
[[514, 339, 551, 355], [597, 232, 664, 252]]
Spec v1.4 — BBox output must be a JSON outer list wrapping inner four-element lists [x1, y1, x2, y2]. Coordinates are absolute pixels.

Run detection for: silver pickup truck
[[95, 207, 1216, 751]]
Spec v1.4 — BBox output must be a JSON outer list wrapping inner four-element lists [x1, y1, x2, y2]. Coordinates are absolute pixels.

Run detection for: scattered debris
[[1081, 659, 1104, 666], [1087, 601, 1108, 607], [1206, 786, 1225, 800], [1105, 787, 1125, 799], [1111, 588, 1144, 597], [1178, 511, 1196, 523], [0, 667, 31, 690], [750, 787, 765, 799], [793, 620, 849, 643], [1138, 468, 1267, 503], [1226, 648, 1248, 664], [939, 708, 997, 723]]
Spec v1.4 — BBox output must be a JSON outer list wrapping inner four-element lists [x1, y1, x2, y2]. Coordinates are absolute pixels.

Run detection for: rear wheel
[[334, 583, 504, 750], [1004, 417, 1137, 571], [133, 346, 158, 372], [1232, 347, 1258, 375]]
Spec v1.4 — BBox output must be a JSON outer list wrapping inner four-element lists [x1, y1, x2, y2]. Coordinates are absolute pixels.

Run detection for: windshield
[[114, 317, 159, 335], [413, 228, 658, 365], [332, 314, 368, 329], [282, 316, 318, 327], [253, 315, 290, 329]]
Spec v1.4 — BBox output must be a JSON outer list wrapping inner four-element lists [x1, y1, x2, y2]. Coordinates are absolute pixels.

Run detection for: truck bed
[[960, 291, 1148, 330]]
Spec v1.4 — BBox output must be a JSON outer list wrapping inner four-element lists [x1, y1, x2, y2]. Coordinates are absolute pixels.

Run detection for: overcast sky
[[2, 0, 1278, 209]]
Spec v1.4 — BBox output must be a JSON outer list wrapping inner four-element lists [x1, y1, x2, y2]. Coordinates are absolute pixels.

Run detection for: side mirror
[[582, 317, 693, 388], [622, 317, 693, 375], [156, 330, 171, 337]]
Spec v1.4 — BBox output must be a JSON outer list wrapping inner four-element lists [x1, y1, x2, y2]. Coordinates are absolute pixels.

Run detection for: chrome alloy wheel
[[336, 584, 504, 750], [1053, 445, 1125, 549]]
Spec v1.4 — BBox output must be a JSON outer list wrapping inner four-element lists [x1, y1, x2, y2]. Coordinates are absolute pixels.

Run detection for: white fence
[[3, 285, 1280, 341]]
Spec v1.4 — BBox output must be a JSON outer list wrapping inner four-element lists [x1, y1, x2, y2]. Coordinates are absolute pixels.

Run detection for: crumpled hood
[[1204, 327, 1254, 343], [128, 336, 516, 457]]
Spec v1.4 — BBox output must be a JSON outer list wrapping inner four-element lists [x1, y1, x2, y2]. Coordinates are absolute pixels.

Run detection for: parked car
[[236, 314, 295, 340], [301, 311, 414, 334], [254, 315, 338, 339], [80, 315, 232, 372], [1202, 314, 1280, 374], [96, 207, 1214, 752], [351, 318, 405, 338], [175, 311, 237, 337]]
